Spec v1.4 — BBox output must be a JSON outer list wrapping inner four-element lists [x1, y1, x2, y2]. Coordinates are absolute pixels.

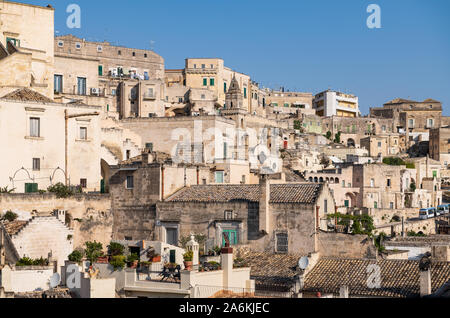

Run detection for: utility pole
[[65, 110, 100, 186]]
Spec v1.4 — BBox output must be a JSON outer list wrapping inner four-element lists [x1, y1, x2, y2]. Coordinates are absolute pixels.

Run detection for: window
[[178, 97, 183, 103], [344, 200, 350, 208], [224, 211, 234, 220], [203, 78, 208, 86], [222, 230, 238, 246], [54, 75, 63, 93], [75, 42, 81, 49], [378, 142, 382, 147], [132, 52, 136, 56], [125, 236, 132, 241], [111, 89, 116, 96], [193, 64, 197, 69], [126, 176, 134, 189], [370, 179, 375, 187], [6, 37, 20, 47], [25, 183, 38, 193], [79, 127, 87, 140], [57, 40, 64, 47], [166, 228, 178, 246], [210, 78, 215, 86], [210, 64, 214, 69], [215, 171, 224, 184], [98, 65, 103, 76], [77, 77, 87, 95], [223, 142, 228, 158], [433, 171, 437, 178], [408, 119, 415, 129], [224, 83, 227, 93], [387, 179, 391, 187], [97, 45, 103, 52], [374, 201, 378, 209], [80, 179, 87, 188], [390, 202, 394, 209], [276, 233, 288, 253], [30, 118, 40, 137], [118, 50, 122, 55], [428, 119, 434, 128], [126, 150, 131, 160], [32, 158, 40, 171], [144, 53, 147, 58], [244, 87, 247, 98], [324, 199, 328, 214], [201, 64, 205, 69]]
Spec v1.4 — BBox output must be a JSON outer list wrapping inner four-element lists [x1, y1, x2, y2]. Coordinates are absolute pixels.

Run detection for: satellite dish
[[298, 256, 309, 270], [49, 273, 61, 289]]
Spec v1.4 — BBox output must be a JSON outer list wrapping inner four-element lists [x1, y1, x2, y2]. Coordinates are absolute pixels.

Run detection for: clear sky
[[19, 0, 450, 115]]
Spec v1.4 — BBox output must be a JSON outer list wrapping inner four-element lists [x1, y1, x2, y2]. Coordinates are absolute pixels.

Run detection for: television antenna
[[298, 256, 309, 271], [49, 272, 61, 289]]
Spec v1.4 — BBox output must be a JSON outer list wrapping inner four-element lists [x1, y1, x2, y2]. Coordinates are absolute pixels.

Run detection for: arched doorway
[[347, 139, 355, 148]]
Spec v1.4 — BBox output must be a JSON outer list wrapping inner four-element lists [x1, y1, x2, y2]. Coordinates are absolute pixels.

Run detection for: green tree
[[47, 183, 74, 198], [107, 242, 125, 256], [325, 131, 332, 140], [68, 250, 84, 264], [1, 211, 18, 222], [294, 120, 302, 130], [334, 131, 342, 143], [84, 241, 104, 264]]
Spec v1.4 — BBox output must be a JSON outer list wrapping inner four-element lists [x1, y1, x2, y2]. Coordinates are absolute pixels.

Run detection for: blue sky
[[20, 0, 450, 115]]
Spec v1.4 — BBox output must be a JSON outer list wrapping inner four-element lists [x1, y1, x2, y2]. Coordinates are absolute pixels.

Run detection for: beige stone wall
[[318, 232, 377, 259], [0, 2, 54, 98]]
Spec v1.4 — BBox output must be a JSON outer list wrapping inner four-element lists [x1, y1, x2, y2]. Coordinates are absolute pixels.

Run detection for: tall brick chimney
[[259, 174, 271, 234]]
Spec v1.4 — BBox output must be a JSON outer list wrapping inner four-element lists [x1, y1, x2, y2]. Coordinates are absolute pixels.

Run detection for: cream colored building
[[266, 89, 314, 116], [314, 90, 360, 117], [0, 1, 55, 98], [0, 88, 102, 192]]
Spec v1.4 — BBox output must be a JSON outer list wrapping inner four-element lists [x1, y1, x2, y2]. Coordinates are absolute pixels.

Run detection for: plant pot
[[184, 261, 193, 271], [97, 256, 109, 264], [129, 260, 138, 269], [152, 256, 161, 263]]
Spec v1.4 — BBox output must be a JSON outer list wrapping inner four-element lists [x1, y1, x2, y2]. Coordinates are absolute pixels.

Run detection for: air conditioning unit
[[91, 88, 100, 95]]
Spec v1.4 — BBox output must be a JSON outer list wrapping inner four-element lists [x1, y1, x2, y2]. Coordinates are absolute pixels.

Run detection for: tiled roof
[[14, 288, 73, 298], [2, 221, 28, 236], [166, 183, 323, 204], [238, 250, 305, 289], [1, 88, 54, 103], [303, 258, 450, 298]]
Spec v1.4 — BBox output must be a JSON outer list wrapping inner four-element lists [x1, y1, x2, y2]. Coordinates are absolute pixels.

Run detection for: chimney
[[259, 174, 271, 234], [1, 228, 6, 266], [186, 235, 199, 270], [340, 285, 349, 298], [420, 270, 432, 297], [221, 246, 234, 289]]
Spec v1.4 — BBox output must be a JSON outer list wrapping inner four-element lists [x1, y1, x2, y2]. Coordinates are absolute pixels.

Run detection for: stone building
[[313, 90, 360, 117], [370, 98, 443, 148], [53, 34, 166, 118], [265, 89, 314, 117], [0, 1, 55, 98], [360, 133, 406, 158], [155, 178, 336, 255], [429, 126, 450, 168], [0, 88, 102, 192]]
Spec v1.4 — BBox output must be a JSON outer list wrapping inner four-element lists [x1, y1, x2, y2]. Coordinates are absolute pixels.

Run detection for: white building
[[313, 90, 360, 118]]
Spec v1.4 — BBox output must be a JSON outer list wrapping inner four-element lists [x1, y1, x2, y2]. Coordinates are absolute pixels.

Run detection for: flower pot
[[97, 256, 109, 264], [184, 261, 193, 271], [130, 260, 138, 269], [152, 256, 161, 263]]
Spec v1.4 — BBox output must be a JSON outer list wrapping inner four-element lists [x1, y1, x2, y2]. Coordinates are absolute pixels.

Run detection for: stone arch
[[347, 138, 356, 148]]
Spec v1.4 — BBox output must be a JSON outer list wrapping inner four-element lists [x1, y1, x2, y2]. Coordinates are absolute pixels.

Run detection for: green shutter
[[224, 83, 227, 93], [203, 78, 207, 86], [98, 65, 103, 76], [25, 183, 38, 193], [169, 250, 176, 263], [244, 88, 247, 98], [210, 78, 215, 86]]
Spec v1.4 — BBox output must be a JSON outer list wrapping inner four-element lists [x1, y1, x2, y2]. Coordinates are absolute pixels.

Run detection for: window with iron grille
[[276, 232, 288, 253], [32, 158, 40, 171], [80, 179, 87, 188]]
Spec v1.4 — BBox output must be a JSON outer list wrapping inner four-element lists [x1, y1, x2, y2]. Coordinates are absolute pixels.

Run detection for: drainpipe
[[196, 166, 200, 185], [161, 164, 165, 201]]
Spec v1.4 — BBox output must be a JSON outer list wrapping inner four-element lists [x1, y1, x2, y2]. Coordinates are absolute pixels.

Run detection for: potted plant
[[127, 253, 139, 269], [147, 247, 162, 263], [183, 250, 194, 271]]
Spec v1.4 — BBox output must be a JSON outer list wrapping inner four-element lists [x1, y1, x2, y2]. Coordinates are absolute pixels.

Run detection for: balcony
[[143, 93, 156, 100]]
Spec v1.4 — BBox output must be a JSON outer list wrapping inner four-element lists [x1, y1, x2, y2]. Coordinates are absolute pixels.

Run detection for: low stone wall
[[317, 232, 377, 259], [366, 208, 420, 226], [374, 218, 437, 236]]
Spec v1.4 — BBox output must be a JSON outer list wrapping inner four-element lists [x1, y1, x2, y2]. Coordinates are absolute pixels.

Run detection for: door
[[222, 230, 238, 247], [166, 228, 178, 246]]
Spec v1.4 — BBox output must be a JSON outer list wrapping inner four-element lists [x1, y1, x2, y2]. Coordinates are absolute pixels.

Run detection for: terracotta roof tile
[[1, 88, 54, 103], [166, 184, 323, 204], [2, 221, 28, 236], [303, 258, 450, 298]]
